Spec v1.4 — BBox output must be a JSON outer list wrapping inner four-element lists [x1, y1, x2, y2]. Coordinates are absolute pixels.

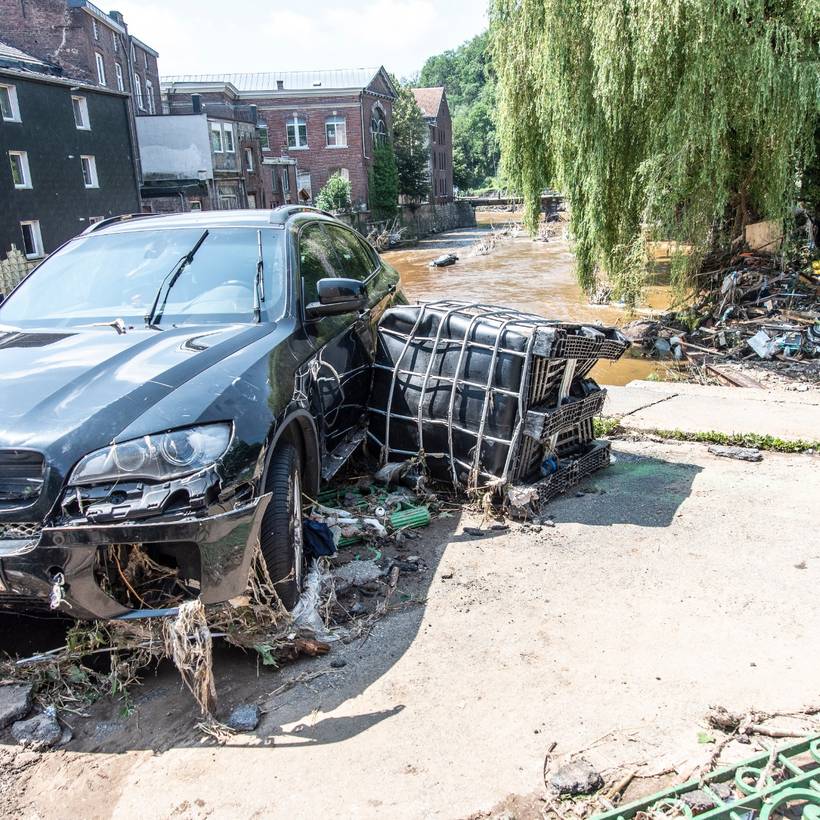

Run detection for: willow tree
[[490, 0, 819, 302]]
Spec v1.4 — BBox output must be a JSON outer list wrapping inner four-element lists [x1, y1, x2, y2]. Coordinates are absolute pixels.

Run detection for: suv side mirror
[[305, 277, 367, 318]]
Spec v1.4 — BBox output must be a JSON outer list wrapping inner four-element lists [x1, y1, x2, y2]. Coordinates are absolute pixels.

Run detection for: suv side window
[[299, 223, 341, 304], [325, 225, 375, 282]]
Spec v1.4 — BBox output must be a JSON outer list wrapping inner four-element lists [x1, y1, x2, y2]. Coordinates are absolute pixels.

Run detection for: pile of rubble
[[623, 252, 819, 380]]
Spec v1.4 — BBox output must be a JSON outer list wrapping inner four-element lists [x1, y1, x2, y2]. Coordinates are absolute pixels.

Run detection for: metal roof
[[162, 67, 385, 93]]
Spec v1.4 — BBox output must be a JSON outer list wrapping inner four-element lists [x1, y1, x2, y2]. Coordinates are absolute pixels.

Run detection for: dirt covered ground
[[1, 438, 818, 819]]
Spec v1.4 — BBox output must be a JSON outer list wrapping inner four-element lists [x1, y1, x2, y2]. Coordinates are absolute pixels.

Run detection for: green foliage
[[420, 31, 500, 190], [315, 172, 352, 213], [490, 0, 820, 303], [392, 80, 430, 201], [369, 141, 399, 219]]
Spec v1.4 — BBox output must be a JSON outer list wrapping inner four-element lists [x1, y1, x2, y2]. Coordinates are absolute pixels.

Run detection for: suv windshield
[[0, 226, 286, 329]]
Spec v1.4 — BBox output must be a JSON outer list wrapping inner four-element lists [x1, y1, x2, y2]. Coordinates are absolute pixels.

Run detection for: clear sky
[[112, 0, 490, 80]]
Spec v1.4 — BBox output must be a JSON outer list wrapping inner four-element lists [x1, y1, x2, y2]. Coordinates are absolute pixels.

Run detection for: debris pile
[[623, 252, 820, 377], [467, 222, 522, 257], [368, 301, 629, 510]]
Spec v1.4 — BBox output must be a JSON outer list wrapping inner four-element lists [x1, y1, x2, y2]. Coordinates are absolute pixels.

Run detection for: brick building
[[136, 83, 293, 213], [0, 41, 140, 259], [162, 68, 397, 210], [412, 86, 453, 203], [0, 0, 160, 183]]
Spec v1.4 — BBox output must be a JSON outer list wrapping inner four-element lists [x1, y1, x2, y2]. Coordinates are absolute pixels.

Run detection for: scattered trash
[[707, 445, 763, 462], [303, 520, 337, 558], [332, 559, 383, 592], [548, 759, 604, 796], [225, 704, 262, 732]]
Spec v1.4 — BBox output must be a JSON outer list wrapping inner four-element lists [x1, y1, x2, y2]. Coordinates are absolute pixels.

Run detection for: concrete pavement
[[604, 380, 820, 442]]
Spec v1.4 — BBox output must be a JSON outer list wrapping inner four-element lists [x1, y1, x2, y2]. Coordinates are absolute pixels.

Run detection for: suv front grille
[[0, 521, 42, 556], [0, 450, 45, 505]]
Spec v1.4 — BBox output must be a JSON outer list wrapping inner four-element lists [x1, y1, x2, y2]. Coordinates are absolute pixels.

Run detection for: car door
[[298, 221, 373, 455]]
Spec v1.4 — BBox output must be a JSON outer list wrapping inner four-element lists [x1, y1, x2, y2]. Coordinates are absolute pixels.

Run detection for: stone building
[[411, 86, 453, 203], [0, 41, 140, 258], [162, 68, 397, 210]]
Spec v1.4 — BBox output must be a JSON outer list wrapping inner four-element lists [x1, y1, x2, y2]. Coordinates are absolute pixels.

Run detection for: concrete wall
[[137, 114, 212, 180], [399, 201, 475, 239]]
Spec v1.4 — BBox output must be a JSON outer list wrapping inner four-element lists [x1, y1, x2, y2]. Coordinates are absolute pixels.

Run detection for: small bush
[[315, 173, 352, 213]]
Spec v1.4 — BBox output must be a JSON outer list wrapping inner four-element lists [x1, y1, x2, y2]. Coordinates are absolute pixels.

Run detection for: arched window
[[325, 115, 347, 147], [287, 114, 307, 149], [370, 105, 387, 148]]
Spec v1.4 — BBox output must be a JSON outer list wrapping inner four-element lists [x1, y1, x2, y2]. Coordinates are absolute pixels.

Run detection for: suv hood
[[0, 324, 271, 455]]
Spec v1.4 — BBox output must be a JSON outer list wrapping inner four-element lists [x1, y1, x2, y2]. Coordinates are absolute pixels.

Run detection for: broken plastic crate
[[369, 301, 629, 491]]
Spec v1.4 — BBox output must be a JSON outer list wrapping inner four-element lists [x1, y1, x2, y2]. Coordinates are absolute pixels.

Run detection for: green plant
[[391, 81, 430, 201], [315, 172, 352, 213], [490, 0, 820, 304], [369, 141, 399, 219]]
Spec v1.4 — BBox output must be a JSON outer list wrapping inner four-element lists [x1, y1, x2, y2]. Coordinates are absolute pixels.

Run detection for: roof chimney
[[276, 80, 284, 91], [109, 10, 125, 25], [249, 104, 257, 121], [191, 94, 202, 114]]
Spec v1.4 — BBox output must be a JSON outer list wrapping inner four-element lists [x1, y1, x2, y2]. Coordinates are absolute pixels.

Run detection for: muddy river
[[383, 212, 672, 386]]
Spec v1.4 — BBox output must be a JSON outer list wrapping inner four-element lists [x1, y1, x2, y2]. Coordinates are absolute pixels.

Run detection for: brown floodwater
[[382, 214, 674, 386]]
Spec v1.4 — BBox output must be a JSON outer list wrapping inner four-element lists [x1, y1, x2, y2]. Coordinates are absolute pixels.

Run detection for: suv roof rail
[[272, 205, 335, 221], [81, 213, 161, 235]]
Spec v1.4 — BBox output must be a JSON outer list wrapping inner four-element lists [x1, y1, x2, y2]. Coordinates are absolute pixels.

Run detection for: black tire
[[259, 443, 305, 610]]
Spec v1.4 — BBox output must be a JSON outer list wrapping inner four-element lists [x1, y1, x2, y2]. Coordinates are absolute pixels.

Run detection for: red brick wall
[[248, 91, 393, 209]]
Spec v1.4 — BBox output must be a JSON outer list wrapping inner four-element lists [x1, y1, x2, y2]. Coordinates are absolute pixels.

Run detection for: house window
[[440, 129, 446, 145], [0, 84, 21, 122], [245, 147, 254, 171], [92, 18, 99, 39], [144, 52, 148, 69], [133, 74, 144, 109], [130, 43, 136, 63], [112, 31, 118, 52], [287, 115, 307, 149], [281, 170, 291, 194], [371, 106, 387, 147], [9, 151, 31, 189], [325, 116, 347, 147], [20, 221, 44, 259], [115, 62, 124, 92], [95, 53, 106, 85], [223, 124, 235, 153], [80, 155, 99, 188], [210, 123, 224, 153], [247, 193, 257, 208], [71, 96, 90, 129], [189, 200, 202, 211], [88, 216, 104, 224], [258, 125, 269, 151], [329, 166, 350, 182], [145, 80, 155, 114]]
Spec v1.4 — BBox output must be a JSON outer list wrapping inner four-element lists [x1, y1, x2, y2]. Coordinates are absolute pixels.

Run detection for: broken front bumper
[[0, 494, 271, 620]]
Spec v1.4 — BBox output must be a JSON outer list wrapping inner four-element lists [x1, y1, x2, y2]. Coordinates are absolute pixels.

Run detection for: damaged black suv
[[0, 207, 403, 618]]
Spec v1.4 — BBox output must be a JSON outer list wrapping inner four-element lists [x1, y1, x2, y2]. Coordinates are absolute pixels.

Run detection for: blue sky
[[113, 0, 490, 80]]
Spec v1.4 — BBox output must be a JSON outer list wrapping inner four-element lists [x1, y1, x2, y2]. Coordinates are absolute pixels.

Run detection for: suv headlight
[[69, 423, 232, 485]]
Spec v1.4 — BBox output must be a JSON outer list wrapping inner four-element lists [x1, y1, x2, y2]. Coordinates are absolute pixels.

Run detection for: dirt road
[[3, 438, 817, 819]]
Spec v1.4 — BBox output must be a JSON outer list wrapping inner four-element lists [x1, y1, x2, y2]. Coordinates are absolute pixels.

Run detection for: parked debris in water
[[369, 301, 629, 498], [467, 223, 521, 257], [429, 253, 459, 267]]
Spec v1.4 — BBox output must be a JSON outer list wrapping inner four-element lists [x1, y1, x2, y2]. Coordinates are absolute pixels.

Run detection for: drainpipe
[[118, 22, 143, 190]]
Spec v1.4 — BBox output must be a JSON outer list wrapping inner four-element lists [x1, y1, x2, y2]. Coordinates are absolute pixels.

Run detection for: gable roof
[[411, 87, 445, 119], [162, 67, 396, 98]]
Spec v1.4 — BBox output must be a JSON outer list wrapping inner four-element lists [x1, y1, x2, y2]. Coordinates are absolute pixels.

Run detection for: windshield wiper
[[144, 230, 209, 328], [253, 229, 265, 323]]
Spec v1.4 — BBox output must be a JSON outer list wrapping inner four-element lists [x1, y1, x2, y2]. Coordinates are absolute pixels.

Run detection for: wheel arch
[[265, 410, 321, 497]]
